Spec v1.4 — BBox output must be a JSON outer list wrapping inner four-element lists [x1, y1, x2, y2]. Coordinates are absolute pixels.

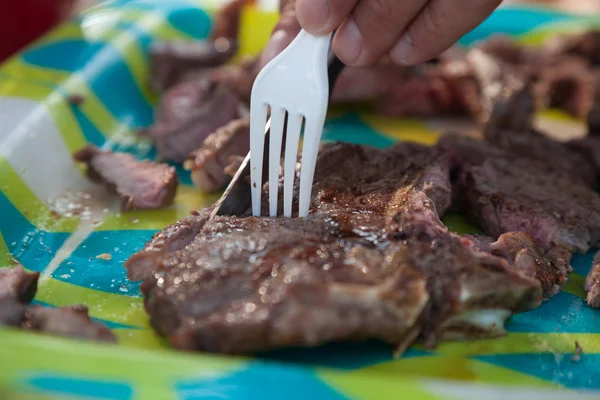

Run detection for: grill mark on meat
[[74, 146, 178, 211]]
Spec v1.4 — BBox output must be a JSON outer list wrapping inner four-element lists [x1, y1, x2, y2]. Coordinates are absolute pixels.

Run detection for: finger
[[390, 0, 502, 66], [260, 0, 301, 68], [333, 0, 429, 66], [296, 0, 359, 35]]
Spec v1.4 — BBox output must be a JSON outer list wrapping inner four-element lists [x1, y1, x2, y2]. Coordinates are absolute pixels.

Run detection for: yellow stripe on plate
[[333, 355, 558, 389], [562, 273, 587, 299], [360, 113, 441, 146], [0, 232, 14, 268], [238, 6, 278, 58], [98, 186, 218, 231], [0, 58, 72, 87], [434, 332, 600, 357], [33, 274, 148, 329], [0, 156, 80, 233], [113, 328, 168, 350]]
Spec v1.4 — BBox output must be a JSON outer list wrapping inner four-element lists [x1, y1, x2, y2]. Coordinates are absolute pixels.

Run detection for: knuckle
[[365, 0, 396, 26], [420, 6, 447, 38]]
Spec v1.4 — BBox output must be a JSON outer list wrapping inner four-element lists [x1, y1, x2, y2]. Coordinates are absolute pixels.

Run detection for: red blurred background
[[0, 0, 76, 62], [0, 0, 596, 63]]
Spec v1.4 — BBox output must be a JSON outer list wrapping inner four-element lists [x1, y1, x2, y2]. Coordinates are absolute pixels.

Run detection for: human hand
[[261, 0, 502, 67]]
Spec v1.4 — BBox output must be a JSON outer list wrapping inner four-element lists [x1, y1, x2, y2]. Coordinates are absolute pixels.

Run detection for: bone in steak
[[585, 252, 600, 308], [128, 142, 542, 355], [148, 78, 241, 162], [439, 134, 600, 254], [74, 146, 178, 211], [489, 232, 567, 299], [184, 117, 249, 193]]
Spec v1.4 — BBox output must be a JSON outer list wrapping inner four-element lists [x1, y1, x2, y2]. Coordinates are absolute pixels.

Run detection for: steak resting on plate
[[74, 145, 178, 211], [127, 142, 544, 355], [439, 133, 600, 256], [0, 266, 116, 343], [184, 117, 250, 193]]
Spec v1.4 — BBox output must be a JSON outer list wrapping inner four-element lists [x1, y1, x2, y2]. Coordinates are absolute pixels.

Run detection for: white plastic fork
[[249, 29, 333, 218]]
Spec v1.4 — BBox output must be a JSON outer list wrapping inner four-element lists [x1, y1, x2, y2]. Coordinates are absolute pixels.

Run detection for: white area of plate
[[0, 96, 95, 202]]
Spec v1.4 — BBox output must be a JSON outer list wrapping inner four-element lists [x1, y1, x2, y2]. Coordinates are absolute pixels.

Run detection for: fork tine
[[298, 116, 326, 218], [268, 107, 286, 217], [283, 113, 303, 217], [250, 102, 269, 216]]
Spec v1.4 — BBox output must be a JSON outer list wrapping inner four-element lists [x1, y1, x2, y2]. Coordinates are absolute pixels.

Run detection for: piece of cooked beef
[[556, 30, 600, 67], [129, 142, 542, 355], [125, 210, 212, 281], [587, 75, 600, 136], [585, 252, 600, 308], [149, 78, 242, 162], [462, 234, 494, 253], [0, 299, 26, 327], [0, 266, 38, 327], [139, 214, 540, 355], [184, 117, 250, 193], [534, 57, 595, 118], [0, 265, 39, 303], [210, 56, 259, 104], [23, 305, 116, 343], [149, 40, 237, 93], [489, 232, 567, 299], [210, 0, 246, 41], [74, 146, 178, 211], [440, 134, 600, 253], [0, 266, 116, 342]]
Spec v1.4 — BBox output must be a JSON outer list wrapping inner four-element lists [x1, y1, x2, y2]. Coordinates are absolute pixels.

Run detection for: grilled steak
[[149, 40, 237, 93], [439, 134, 600, 254], [148, 78, 241, 162], [23, 305, 116, 343], [185, 117, 250, 193], [139, 213, 540, 354], [74, 146, 178, 211], [585, 252, 600, 308], [129, 142, 542, 355], [125, 211, 212, 281]]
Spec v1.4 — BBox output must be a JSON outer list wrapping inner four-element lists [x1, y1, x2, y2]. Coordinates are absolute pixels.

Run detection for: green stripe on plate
[[0, 232, 14, 268], [0, 156, 80, 233], [33, 274, 148, 329], [433, 332, 600, 356], [562, 273, 587, 299]]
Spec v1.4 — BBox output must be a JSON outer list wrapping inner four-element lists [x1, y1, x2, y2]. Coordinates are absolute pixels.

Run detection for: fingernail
[[297, 0, 331, 33], [390, 33, 413, 65], [335, 17, 363, 65]]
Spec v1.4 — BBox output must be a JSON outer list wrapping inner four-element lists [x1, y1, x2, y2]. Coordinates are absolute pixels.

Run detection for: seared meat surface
[[74, 146, 178, 211], [128, 142, 545, 355]]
